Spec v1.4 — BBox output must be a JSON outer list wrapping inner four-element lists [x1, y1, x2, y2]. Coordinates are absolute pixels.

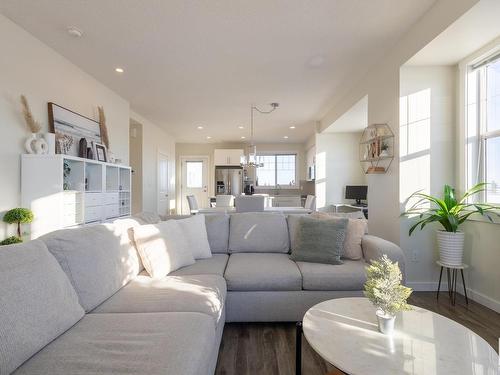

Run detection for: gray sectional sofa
[[0, 213, 405, 375]]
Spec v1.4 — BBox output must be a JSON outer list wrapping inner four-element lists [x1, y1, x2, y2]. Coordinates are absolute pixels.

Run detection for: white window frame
[[255, 152, 298, 189], [464, 49, 500, 204]]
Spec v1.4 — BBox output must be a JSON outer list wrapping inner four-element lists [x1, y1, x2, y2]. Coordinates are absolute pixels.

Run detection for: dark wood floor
[[215, 292, 500, 375]]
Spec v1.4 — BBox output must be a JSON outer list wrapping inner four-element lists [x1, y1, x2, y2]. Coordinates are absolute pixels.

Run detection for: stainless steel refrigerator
[[215, 167, 243, 196]]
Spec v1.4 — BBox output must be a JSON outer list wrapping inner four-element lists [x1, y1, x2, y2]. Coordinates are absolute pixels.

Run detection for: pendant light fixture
[[240, 102, 279, 167]]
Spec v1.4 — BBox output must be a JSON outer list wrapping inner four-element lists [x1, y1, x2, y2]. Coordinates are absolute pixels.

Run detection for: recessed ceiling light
[[283, 136, 289, 139], [238, 126, 244, 129], [115, 67, 124, 73], [308, 55, 325, 68], [206, 136, 212, 139], [289, 126, 296, 129], [240, 136, 246, 139], [67, 27, 83, 38], [197, 126, 204, 130]]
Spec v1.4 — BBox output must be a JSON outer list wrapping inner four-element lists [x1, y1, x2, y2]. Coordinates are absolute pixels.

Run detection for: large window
[[256, 154, 297, 187], [466, 53, 500, 203]]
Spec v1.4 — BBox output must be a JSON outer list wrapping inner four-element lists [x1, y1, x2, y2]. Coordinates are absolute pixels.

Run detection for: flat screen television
[[345, 185, 367, 205]]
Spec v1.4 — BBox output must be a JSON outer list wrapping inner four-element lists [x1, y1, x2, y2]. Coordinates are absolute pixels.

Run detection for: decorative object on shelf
[[56, 134, 74, 154], [94, 142, 107, 162], [98, 106, 109, 148], [20, 95, 48, 154], [24, 133, 48, 154], [44, 132, 56, 154], [0, 236, 23, 246], [86, 145, 94, 160], [364, 254, 412, 335], [48, 102, 101, 156], [78, 138, 88, 158], [359, 123, 394, 174], [240, 102, 279, 168], [2, 207, 34, 240], [63, 160, 71, 190], [402, 183, 500, 267]]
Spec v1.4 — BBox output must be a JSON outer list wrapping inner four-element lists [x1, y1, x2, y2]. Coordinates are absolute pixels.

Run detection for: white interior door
[[181, 157, 209, 214], [157, 152, 169, 215]]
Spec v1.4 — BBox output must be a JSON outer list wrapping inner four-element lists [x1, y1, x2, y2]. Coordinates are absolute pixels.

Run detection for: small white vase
[[24, 133, 37, 154], [437, 230, 465, 267], [25, 133, 49, 154], [44, 132, 56, 155], [376, 310, 396, 335]]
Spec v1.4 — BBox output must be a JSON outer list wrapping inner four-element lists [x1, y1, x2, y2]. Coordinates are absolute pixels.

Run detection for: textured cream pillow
[[133, 220, 195, 279], [310, 212, 367, 260], [175, 214, 212, 259]]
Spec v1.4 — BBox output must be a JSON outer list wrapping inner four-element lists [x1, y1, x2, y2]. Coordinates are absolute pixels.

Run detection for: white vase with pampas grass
[[20, 95, 48, 154]]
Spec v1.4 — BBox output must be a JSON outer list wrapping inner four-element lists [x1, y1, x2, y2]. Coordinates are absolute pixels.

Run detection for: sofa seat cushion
[[169, 254, 229, 276], [13, 312, 215, 375], [296, 260, 368, 291], [0, 240, 84, 375], [92, 274, 226, 329], [225, 253, 302, 291], [229, 213, 290, 253]]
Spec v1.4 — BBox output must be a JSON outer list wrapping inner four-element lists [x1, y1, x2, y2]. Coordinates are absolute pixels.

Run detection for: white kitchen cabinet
[[21, 154, 131, 239], [214, 149, 244, 166]]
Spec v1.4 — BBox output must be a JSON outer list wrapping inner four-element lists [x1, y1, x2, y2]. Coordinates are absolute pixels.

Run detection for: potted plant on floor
[[364, 255, 412, 335], [402, 183, 500, 266]]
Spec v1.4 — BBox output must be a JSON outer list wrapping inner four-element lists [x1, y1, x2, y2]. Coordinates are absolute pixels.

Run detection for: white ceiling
[[406, 0, 500, 66], [0, 0, 436, 143], [324, 95, 367, 133]]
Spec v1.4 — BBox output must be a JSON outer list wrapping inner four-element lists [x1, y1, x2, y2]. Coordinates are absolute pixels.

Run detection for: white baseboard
[[406, 281, 500, 313]]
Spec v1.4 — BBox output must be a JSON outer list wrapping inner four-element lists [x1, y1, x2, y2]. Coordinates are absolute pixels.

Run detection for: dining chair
[[235, 195, 265, 213], [304, 195, 316, 211], [216, 195, 235, 208], [186, 195, 199, 214]]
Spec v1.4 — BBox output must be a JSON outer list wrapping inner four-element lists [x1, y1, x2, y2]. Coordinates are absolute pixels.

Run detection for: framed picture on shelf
[[48, 102, 101, 156], [94, 143, 107, 162]]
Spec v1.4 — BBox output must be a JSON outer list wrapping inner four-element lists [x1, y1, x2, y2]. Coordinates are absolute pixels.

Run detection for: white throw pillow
[[133, 220, 195, 279], [176, 214, 212, 259]]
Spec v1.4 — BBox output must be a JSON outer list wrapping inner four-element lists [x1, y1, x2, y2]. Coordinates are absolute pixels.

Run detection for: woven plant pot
[[437, 230, 465, 267]]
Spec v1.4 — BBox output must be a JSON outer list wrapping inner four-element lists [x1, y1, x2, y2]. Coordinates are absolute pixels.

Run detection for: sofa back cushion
[[229, 213, 290, 253], [40, 223, 141, 312], [205, 214, 230, 253], [0, 240, 84, 374], [175, 214, 212, 259], [133, 220, 195, 279]]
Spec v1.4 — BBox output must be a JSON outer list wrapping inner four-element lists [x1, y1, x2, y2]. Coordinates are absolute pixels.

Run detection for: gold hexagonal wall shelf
[[359, 123, 394, 174]]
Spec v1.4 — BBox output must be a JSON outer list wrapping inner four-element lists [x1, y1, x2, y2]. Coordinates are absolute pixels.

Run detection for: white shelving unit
[[21, 154, 131, 239]]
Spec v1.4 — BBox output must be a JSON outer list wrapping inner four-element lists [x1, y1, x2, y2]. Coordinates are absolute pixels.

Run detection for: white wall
[[315, 132, 366, 208], [131, 111, 176, 215], [0, 14, 177, 237], [399, 66, 457, 287], [0, 14, 129, 238], [319, 0, 477, 245]]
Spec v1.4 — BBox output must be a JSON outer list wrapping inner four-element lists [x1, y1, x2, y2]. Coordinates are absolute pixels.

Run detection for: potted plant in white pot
[[364, 255, 412, 335], [402, 183, 500, 267]]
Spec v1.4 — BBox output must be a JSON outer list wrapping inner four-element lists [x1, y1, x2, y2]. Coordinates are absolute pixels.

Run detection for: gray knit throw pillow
[[290, 216, 348, 264]]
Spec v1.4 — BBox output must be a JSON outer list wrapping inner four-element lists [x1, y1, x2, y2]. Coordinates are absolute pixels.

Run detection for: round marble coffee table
[[302, 297, 498, 375]]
